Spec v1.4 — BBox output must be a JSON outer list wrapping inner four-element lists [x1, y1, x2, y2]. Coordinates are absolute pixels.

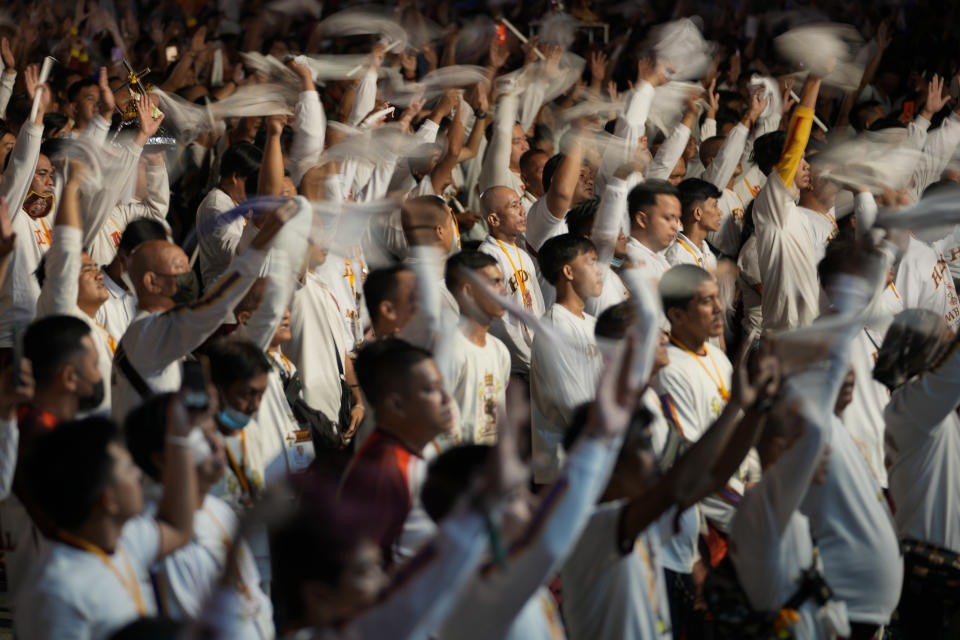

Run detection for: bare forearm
[[258, 132, 284, 196]]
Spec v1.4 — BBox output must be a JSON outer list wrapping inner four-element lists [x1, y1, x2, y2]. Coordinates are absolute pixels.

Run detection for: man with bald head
[[478, 186, 545, 379], [111, 199, 300, 420]]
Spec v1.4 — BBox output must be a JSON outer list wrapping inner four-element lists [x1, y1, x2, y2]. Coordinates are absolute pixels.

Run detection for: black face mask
[[77, 378, 105, 412], [171, 271, 200, 306]]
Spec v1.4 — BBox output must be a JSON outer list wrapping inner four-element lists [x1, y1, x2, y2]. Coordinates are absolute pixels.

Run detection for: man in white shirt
[[113, 198, 301, 421], [893, 230, 960, 332], [625, 180, 681, 286], [196, 142, 261, 289], [564, 196, 630, 317], [478, 186, 546, 378], [96, 219, 168, 343], [362, 264, 419, 339], [124, 393, 273, 638], [441, 251, 511, 445], [524, 133, 592, 254], [15, 399, 199, 640], [530, 234, 604, 483], [653, 265, 742, 539], [666, 178, 722, 271], [518, 148, 549, 212]]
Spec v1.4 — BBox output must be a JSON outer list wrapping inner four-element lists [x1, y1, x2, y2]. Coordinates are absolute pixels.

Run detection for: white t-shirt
[[530, 304, 603, 483], [884, 345, 960, 553], [443, 329, 511, 445], [799, 205, 838, 264], [841, 329, 893, 487], [317, 249, 368, 351], [479, 236, 546, 375], [96, 271, 137, 345], [664, 232, 718, 272], [654, 341, 743, 531], [625, 237, 670, 287], [799, 415, 903, 625], [16, 516, 160, 640], [561, 500, 673, 640], [753, 171, 821, 330], [525, 197, 568, 253], [149, 496, 273, 639], [585, 267, 629, 318], [933, 223, 960, 281], [707, 188, 746, 258], [895, 235, 960, 332], [196, 187, 242, 288]]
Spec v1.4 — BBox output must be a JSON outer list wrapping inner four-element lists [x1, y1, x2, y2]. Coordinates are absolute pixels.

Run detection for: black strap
[[114, 343, 153, 399]]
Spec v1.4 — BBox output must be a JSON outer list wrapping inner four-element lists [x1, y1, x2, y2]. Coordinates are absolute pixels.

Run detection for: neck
[[32, 388, 77, 422], [683, 225, 707, 247], [670, 328, 707, 355], [65, 516, 123, 555], [268, 344, 281, 354], [490, 228, 518, 245], [104, 262, 126, 291], [378, 423, 431, 453], [219, 181, 243, 205], [555, 282, 586, 318], [74, 115, 92, 132], [78, 298, 104, 320], [137, 293, 174, 314], [631, 229, 665, 254], [799, 190, 834, 212], [459, 315, 488, 346]]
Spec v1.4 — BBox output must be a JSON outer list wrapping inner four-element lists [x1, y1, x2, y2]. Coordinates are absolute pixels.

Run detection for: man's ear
[[143, 271, 162, 295], [379, 300, 396, 323], [61, 364, 79, 394], [236, 310, 252, 325], [692, 205, 702, 223], [666, 306, 683, 328], [633, 210, 647, 230], [486, 212, 500, 229], [100, 485, 120, 517], [385, 389, 405, 419], [561, 263, 575, 282]]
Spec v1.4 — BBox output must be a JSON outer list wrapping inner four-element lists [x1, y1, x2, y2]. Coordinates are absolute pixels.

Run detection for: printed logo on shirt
[[732, 207, 745, 223], [476, 372, 500, 443], [111, 230, 123, 248], [931, 257, 949, 290]]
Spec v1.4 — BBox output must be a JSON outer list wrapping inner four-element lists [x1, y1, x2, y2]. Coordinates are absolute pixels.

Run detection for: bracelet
[[475, 111, 488, 119]]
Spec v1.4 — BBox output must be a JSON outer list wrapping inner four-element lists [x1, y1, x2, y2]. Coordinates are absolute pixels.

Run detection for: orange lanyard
[[344, 259, 356, 298], [676, 236, 705, 268], [224, 431, 251, 497], [58, 530, 147, 615], [95, 321, 117, 354], [450, 210, 461, 249], [812, 207, 838, 233], [888, 282, 900, 299], [669, 335, 730, 401], [495, 239, 531, 308]]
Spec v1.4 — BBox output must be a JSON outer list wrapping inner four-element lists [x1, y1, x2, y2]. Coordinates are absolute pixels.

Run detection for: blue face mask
[[218, 406, 252, 431]]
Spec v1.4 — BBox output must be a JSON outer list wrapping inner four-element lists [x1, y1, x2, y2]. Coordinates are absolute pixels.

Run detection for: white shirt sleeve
[[886, 341, 960, 429], [480, 94, 520, 192], [912, 112, 960, 200], [233, 252, 292, 352], [289, 90, 326, 188], [702, 122, 749, 191], [700, 117, 717, 141], [0, 418, 18, 501], [36, 226, 82, 318], [597, 82, 654, 190], [646, 123, 691, 181], [592, 178, 629, 267], [0, 71, 14, 119], [414, 118, 440, 144], [78, 115, 111, 148], [906, 115, 930, 150], [0, 122, 42, 221], [348, 69, 378, 128], [81, 140, 144, 250]]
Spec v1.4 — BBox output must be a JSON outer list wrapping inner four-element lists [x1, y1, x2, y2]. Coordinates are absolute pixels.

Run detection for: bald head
[[129, 240, 190, 300], [481, 187, 525, 242], [401, 196, 453, 251], [480, 186, 518, 215]]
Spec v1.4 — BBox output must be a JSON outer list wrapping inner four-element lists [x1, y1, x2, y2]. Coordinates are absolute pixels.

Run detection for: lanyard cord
[[58, 530, 147, 615], [669, 335, 730, 401]]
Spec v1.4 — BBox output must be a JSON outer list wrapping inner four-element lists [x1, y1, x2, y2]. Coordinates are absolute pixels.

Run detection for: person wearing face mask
[[96, 219, 169, 342], [35, 162, 114, 414], [111, 197, 302, 422], [0, 315, 106, 616], [125, 392, 274, 639], [440, 251, 511, 446], [529, 234, 605, 484]]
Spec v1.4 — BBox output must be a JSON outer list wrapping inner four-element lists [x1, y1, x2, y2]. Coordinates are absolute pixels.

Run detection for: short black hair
[[659, 264, 713, 314], [119, 218, 169, 254], [363, 265, 413, 326], [42, 113, 69, 139], [677, 178, 722, 222], [519, 148, 548, 175], [421, 444, 491, 522], [125, 393, 175, 481], [565, 197, 601, 238], [538, 234, 596, 285], [203, 338, 271, 389], [541, 153, 564, 193], [23, 315, 92, 388], [627, 180, 679, 227], [354, 338, 432, 405], [67, 78, 97, 104], [444, 249, 497, 294], [27, 417, 121, 529], [850, 100, 882, 132], [39, 138, 67, 162], [595, 302, 635, 340], [753, 131, 787, 176], [220, 142, 262, 180]]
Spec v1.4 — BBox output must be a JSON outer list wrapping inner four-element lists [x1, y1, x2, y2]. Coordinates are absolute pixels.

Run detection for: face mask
[[77, 378, 105, 412], [218, 406, 252, 432], [184, 427, 213, 464], [171, 271, 200, 305], [23, 191, 54, 219]]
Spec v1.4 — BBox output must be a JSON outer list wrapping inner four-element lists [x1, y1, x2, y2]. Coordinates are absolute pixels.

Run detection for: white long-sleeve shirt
[[289, 90, 325, 188], [895, 235, 960, 332], [196, 188, 242, 288]]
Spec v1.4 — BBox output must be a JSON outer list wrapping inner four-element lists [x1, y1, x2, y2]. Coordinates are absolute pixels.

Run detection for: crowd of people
[[0, 0, 957, 638]]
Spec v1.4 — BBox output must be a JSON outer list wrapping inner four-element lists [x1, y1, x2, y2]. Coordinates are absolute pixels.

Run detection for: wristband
[[475, 111, 488, 119]]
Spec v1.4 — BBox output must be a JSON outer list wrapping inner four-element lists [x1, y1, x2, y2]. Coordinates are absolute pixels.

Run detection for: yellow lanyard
[[495, 238, 531, 309], [58, 530, 147, 615], [888, 282, 900, 299], [812, 207, 838, 233], [676, 236, 705, 268], [224, 431, 250, 497], [343, 259, 356, 298], [95, 321, 117, 354], [450, 210, 461, 249], [669, 335, 730, 401]]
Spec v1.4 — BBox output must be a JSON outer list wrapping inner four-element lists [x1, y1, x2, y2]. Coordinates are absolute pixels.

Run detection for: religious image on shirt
[[507, 268, 534, 309], [476, 372, 501, 443]]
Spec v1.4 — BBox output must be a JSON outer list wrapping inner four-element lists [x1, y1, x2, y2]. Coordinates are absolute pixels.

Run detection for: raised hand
[[522, 35, 542, 65], [0, 38, 14, 72], [744, 87, 769, 127], [135, 92, 164, 145], [488, 37, 509, 70], [705, 77, 719, 118], [589, 50, 608, 89], [731, 332, 780, 409], [782, 79, 797, 115], [98, 66, 116, 118], [922, 74, 950, 119], [287, 59, 315, 92]]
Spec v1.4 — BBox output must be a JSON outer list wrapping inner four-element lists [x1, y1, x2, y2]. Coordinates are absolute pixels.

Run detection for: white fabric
[[625, 237, 670, 287], [798, 205, 838, 264], [707, 188, 747, 258], [96, 271, 137, 342], [478, 236, 546, 375], [442, 328, 510, 445], [895, 235, 960, 332], [196, 187, 242, 287], [530, 304, 603, 483], [737, 235, 763, 335], [15, 516, 160, 640], [525, 197, 568, 254], [664, 232, 718, 271]]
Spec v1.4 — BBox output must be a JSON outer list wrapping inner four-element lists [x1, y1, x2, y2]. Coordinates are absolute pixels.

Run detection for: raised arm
[[775, 74, 820, 188], [257, 114, 286, 197], [646, 90, 698, 181], [479, 93, 519, 192], [287, 61, 325, 190], [347, 44, 385, 128], [428, 93, 466, 194], [0, 66, 47, 222], [545, 131, 584, 219], [154, 393, 199, 558], [702, 90, 766, 190], [0, 38, 16, 119], [36, 166, 84, 318]]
